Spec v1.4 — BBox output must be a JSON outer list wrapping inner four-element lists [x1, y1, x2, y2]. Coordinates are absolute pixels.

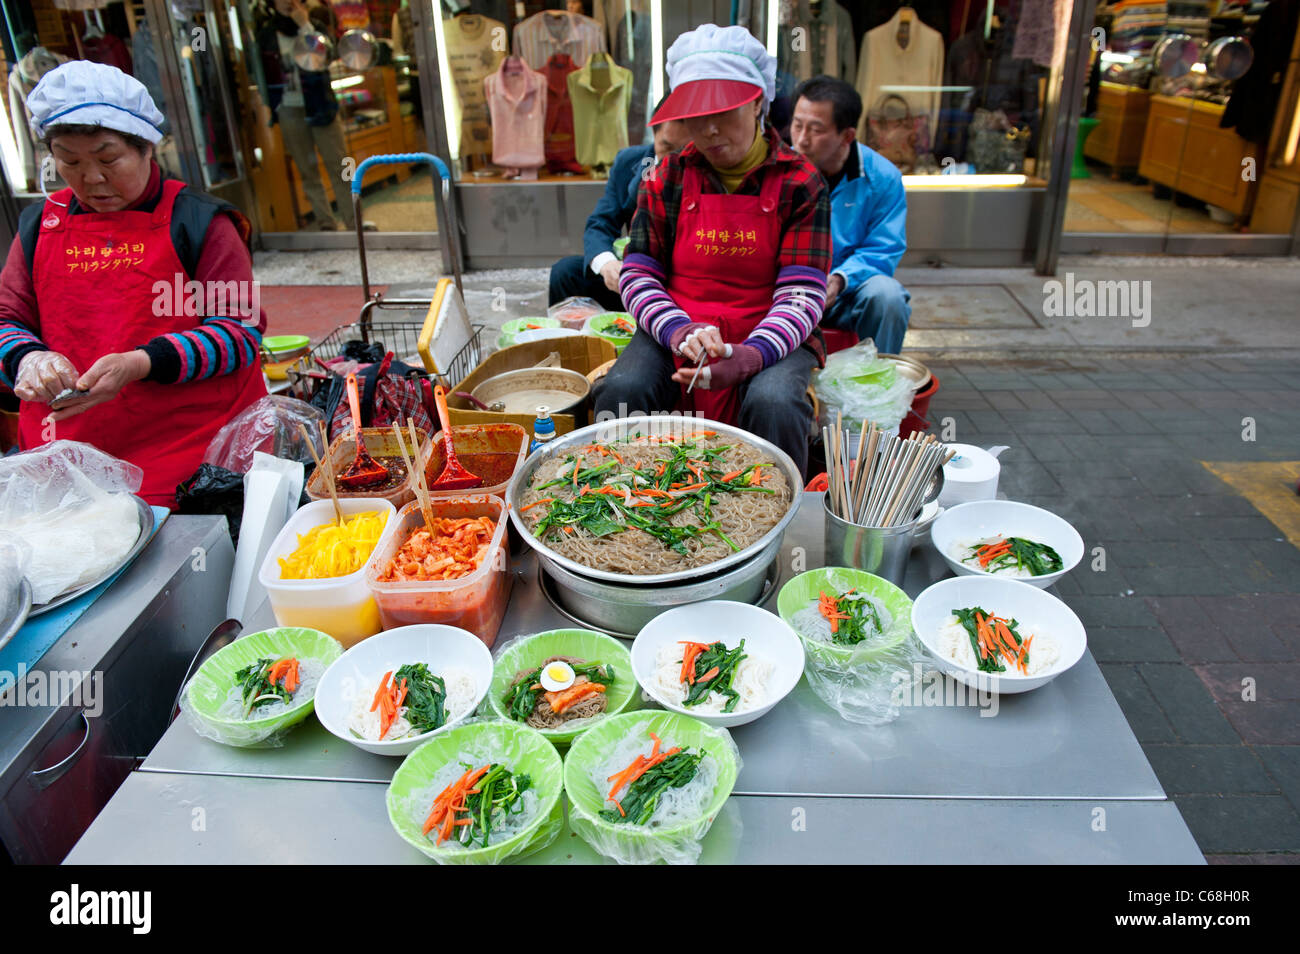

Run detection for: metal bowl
[[537, 536, 781, 636], [506, 415, 802, 585], [471, 367, 590, 418]]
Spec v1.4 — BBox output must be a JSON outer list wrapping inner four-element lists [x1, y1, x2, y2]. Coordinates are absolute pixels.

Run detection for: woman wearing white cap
[[594, 24, 831, 476], [0, 62, 267, 507]]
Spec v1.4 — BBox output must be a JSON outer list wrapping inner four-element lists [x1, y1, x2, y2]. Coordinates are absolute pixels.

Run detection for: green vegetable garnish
[[952, 606, 1030, 674], [234, 657, 295, 719], [600, 748, 704, 825], [680, 639, 747, 712], [966, 537, 1063, 576], [393, 663, 447, 735]]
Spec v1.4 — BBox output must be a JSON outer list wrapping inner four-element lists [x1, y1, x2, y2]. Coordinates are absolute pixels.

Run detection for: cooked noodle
[[651, 643, 771, 713], [519, 433, 792, 574], [511, 655, 610, 730]]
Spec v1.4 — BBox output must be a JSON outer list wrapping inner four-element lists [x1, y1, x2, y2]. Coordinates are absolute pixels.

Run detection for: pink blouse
[[483, 60, 547, 170]]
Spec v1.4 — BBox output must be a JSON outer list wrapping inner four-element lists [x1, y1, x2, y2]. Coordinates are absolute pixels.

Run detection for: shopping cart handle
[[351, 153, 450, 194]]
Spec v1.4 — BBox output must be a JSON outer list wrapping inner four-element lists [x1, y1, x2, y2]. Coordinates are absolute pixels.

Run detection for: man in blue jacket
[[790, 76, 911, 354], [548, 107, 687, 311]]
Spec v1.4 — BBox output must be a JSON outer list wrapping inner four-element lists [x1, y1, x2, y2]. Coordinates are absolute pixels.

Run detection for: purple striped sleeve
[[619, 252, 691, 350], [0, 320, 46, 388], [743, 266, 828, 367], [146, 318, 262, 384]]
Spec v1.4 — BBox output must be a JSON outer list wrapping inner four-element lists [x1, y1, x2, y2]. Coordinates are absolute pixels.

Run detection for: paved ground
[[254, 251, 1300, 861], [925, 355, 1300, 864]]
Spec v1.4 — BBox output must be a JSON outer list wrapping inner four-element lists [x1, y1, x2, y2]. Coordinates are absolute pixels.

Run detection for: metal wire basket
[[287, 319, 483, 396]]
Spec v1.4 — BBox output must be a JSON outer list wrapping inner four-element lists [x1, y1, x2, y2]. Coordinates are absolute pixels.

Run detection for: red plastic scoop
[[337, 372, 391, 490], [430, 384, 483, 491]]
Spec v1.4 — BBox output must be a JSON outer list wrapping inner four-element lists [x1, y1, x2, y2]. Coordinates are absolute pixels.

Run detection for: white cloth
[[665, 23, 776, 102], [512, 11, 605, 72], [26, 60, 165, 144], [855, 11, 944, 142]]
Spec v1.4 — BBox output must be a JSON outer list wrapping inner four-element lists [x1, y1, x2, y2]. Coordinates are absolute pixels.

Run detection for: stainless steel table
[[66, 771, 1202, 865], [66, 495, 1202, 864], [1, 516, 233, 863]]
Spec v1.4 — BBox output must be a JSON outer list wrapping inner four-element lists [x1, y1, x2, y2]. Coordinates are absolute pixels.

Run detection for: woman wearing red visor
[[593, 24, 830, 476]]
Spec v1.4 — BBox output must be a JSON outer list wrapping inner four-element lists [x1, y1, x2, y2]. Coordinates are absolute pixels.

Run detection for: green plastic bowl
[[585, 312, 635, 353], [488, 629, 636, 745], [612, 237, 630, 259], [262, 334, 310, 356], [181, 627, 343, 747], [387, 721, 564, 864], [498, 317, 560, 349], [777, 568, 914, 666], [563, 711, 739, 864]]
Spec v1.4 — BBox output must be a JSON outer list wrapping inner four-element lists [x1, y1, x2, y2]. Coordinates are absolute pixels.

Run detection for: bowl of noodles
[[487, 629, 637, 745], [508, 416, 801, 586], [387, 720, 565, 864], [777, 567, 914, 666], [180, 627, 343, 747], [631, 601, 804, 728], [563, 710, 741, 865], [313, 624, 494, 756]]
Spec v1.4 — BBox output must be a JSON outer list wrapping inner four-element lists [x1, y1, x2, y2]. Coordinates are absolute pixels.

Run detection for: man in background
[[548, 102, 687, 312], [790, 75, 911, 354]]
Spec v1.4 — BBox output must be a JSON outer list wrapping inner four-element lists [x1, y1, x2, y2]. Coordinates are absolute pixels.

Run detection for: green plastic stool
[[1072, 117, 1100, 179]]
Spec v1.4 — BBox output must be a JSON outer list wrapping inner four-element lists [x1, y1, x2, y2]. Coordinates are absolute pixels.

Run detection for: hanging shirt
[[567, 54, 633, 170], [779, 0, 856, 83], [512, 11, 605, 72], [445, 14, 506, 157], [483, 59, 547, 170], [542, 53, 584, 173], [855, 11, 945, 143]]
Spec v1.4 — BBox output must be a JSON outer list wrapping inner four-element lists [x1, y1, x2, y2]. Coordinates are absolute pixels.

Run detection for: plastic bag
[[564, 711, 742, 865], [385, 718, 564, 865], [175, 464, 246, 544], [548, 295, 604, 329], [0, 537, 33, 631], [813, 338, 915, 433], [0, 441, 143, 604], [803, 634, 931, 725], [202, 395, 324, 474]]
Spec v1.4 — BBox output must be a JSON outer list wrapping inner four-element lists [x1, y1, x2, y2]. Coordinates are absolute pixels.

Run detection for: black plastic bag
[[175, 464, 246, 546]]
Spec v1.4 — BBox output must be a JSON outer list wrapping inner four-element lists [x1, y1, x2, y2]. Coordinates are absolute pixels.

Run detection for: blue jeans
[[593, 330, 817, 478], [821, 274, 912, 355]]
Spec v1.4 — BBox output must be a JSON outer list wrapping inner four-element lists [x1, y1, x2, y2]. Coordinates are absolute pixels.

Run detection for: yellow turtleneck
[[712, 128, 769, 193]]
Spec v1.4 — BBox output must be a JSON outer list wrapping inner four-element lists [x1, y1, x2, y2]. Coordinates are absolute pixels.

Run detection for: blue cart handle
[[351, 153, 450, 194]]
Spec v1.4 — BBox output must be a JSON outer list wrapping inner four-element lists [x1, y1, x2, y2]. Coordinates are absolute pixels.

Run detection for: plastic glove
[[668, 323, 728, 363], [14, 350, 78, 404], [671, 343, 763, 390], [46, 350, 151, 423]]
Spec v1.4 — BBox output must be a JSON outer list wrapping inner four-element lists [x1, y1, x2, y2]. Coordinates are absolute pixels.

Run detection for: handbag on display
[[865, 94, 931, 173], [968, 108, 1030, 173], [323, 351, 436, 442]]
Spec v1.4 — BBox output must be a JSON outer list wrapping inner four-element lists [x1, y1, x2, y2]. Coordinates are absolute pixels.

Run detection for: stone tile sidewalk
[[925, 355, 1300, 863]]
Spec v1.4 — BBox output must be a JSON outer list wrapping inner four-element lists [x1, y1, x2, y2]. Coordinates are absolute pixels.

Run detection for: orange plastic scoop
[[430, 384, 483, 491], [337, 372, 390, 490]]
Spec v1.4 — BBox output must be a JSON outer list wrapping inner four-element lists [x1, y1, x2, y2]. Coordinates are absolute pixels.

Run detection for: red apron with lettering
[[668, 162, 782, 425], [18, 181, 266, 508]]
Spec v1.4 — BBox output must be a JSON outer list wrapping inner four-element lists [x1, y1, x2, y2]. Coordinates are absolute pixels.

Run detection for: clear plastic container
[[306, 427, 431, 510], [364, 496, 511, 647], [257, 498, 399, 648], [425, 424, 526, 499]]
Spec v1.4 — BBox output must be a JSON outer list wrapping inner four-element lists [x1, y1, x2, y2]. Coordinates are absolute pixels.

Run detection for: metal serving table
[[0, 516, 233, 863], [66, 496, 1202, 864]]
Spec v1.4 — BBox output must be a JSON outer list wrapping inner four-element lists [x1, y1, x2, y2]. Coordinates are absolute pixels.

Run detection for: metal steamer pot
[[507, 415, 803, 597]]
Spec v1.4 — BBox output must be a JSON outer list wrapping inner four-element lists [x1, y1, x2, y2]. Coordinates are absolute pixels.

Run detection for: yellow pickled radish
[[278, 510, 389, 579]]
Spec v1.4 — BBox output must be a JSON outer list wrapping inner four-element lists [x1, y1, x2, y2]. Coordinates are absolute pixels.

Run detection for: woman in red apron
[[0, 62, 266, 507], [591, 24, 831, 477]]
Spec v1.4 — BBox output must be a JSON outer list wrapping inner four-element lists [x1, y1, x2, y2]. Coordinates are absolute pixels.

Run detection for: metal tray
[[28, 495, 156, 617], [0, 577, 32, 651], [506, 415, 803, 586]]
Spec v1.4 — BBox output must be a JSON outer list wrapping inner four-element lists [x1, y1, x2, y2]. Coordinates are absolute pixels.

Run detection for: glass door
[[1064, 0, 1294, 246]]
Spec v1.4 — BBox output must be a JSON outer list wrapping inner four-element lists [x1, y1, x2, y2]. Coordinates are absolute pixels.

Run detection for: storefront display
[[483, 55, 546, 177], [568, 51, 632, 171], [443, 12, 504, 169]]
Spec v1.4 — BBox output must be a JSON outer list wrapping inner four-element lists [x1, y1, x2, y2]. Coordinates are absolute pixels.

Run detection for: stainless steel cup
[[823, 494, 916, 586]]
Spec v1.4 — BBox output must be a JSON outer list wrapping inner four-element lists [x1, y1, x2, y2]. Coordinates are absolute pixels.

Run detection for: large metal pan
[[506, 415, 802, 585]]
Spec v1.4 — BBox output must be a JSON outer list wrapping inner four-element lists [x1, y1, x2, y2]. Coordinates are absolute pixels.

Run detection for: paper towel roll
[[939, 444, 1006, 507]]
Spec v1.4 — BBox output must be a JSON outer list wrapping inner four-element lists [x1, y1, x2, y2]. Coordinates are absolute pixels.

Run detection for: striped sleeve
[[619, 251, 691, 350], [744, 265, 828, 367], [0, 320, 46, 389], [141, 317, 263, 384]]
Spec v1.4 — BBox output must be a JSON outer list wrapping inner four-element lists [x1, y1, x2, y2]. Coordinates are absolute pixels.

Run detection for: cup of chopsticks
[[821, 417, 955, 585]]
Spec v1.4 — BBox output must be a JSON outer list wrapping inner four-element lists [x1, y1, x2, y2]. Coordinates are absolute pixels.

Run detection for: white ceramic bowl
[[911, 576, 1087, 694], [314, 624, 494, 755], [631, 601, 805, 728], [930, 500, 1084, 589]]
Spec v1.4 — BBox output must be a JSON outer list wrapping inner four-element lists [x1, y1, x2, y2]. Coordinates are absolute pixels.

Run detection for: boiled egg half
[[540, 661, 576, 692]]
